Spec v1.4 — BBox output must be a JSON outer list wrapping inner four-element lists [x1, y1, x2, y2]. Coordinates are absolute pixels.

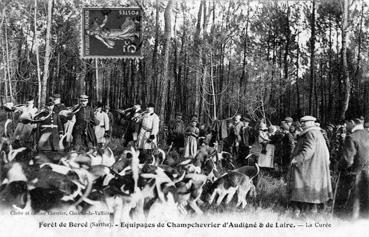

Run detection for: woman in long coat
[[94, 102, 110, 146], [288, 116, 332, 210], [184, 118, 199, 158]]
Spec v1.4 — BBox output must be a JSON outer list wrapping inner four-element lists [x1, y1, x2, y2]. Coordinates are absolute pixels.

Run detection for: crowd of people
[[2, 94, 369, 219]]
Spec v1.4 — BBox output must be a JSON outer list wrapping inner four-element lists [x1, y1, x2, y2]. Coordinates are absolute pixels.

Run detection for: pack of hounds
[[0, 132, 259, 223]]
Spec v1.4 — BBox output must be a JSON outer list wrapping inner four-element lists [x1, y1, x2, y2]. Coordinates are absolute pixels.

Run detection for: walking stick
[[167, 142, 173, 153], [331, 171, 341, 215], [286, 164, 294, 210]]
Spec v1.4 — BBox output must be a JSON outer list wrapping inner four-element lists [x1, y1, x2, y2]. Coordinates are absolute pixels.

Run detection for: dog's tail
[[73, 169, 94, 207], [250, 163, 260, 181], [58, 133, 68, 151], [4, 119, 12, 138], [157, 148, 166, 165]]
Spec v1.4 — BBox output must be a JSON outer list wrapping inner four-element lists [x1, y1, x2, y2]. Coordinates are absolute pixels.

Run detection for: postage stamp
[[81, 7, 142, 59]]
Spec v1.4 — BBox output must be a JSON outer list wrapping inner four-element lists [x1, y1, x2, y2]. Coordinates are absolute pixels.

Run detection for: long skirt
[[137, 129, 157, 150], [95, 126, 106, 144], [257, 144, 275, 168]]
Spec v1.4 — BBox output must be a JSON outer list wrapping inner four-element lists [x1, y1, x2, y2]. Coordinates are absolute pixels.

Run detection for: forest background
[[1, 0, 368, 126]]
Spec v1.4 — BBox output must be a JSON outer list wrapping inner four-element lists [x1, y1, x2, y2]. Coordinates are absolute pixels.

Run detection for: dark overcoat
[[335, 128, 369, 218]]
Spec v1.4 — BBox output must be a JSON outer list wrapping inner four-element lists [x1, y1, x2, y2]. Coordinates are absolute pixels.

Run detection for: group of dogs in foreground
[[0, 134, 259, 223]]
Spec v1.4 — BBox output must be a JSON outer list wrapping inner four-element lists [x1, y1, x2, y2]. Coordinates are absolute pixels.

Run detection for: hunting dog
[[207, 163, 259, 208]]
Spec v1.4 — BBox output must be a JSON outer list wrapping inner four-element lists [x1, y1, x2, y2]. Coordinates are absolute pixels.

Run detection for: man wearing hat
[[52, 93, 70, 138], [53, 94, 66, 114], [13, 97, 38, 148], [137, 103, 160, 153], [288, 115, 332, 214], [168, 112, 185, 152], [37, 99, 64, 151], [284, 117, 293, 128], [240, 117, 254, 165], [72, 95, 98, 151], [334, 116, 369, 218]]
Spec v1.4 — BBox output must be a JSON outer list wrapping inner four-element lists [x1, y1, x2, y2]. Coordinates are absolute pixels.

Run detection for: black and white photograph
[[0, 0, 368, 236]]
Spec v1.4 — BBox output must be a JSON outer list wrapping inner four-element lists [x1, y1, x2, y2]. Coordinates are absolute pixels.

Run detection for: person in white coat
[[137, 103, 159, 152], [94, 102, 110, 146]]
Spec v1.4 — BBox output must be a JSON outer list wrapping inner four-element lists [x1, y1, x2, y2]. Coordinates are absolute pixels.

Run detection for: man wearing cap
[[240, 117, 254, 164], [168, 112, 185, 152], [284, 117, 293, 128], [288, 115, 332, 213], [52, 93, 70, 139], [53, 94, 66, 114], [334, 117, 369, 218], [137, 103, 159, 152], [72, 95, 98, 151], [13, 98, 38, 148], [37, 99, 64, 151]]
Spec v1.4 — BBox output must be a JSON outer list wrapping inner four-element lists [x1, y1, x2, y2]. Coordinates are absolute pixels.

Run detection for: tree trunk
[[194, 0, 204, 117], [152, 0, 160, 103], [41, 0, 53, 107], [159, 0, 175, 121], [308, 0, 315, 115], [296, 39, 301, 115], [33, 0, 42, 108], [340, 0, 350, 120]]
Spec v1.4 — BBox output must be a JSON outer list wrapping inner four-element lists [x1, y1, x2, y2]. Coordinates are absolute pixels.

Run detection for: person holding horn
[[72, 95, 99, 151], [137, 103, 159, 154]]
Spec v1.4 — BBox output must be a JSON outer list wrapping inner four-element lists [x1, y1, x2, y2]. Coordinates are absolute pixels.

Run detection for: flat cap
[[147, 102, 155, 108], [191, 117, 198, 123], [300, 115, 316, 122], [96, 102, 103, 108], [284, 117, 293, 122], [53, 94, 61, 99], [80, 95, 88, 100]]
